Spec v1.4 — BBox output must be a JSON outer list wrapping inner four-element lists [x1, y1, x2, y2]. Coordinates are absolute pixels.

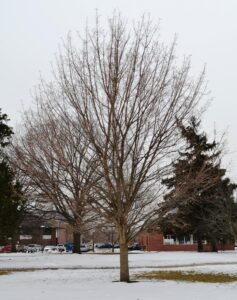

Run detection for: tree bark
[[73, 232, 81, 254], [11, 235, 17, 253], [197, 233, 203, 252], [119, 229, 129, 282], [210, 238, 218, 252]]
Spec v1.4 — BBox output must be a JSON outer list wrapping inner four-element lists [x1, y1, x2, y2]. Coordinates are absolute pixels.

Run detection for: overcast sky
[[1, 0, 237, 179]]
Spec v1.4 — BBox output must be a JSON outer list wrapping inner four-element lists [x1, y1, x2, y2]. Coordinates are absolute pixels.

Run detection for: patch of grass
[[0, 270, 11, 276], [135, 270, 237, 283], [0, 268, 36, 276]]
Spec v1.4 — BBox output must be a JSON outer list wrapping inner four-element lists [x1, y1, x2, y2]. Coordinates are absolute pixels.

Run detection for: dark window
[[20, 227, 32, 235], [43, 227, 52, 235]]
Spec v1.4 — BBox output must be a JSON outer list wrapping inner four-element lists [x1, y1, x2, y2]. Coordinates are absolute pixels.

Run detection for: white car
[[57, 244, 67, 253], [85, 243, 93, 251], [80, 244, 90, 252], [44, 245, 67, 253], [43, 245, 58, 253], [26, 244, 43, 253]]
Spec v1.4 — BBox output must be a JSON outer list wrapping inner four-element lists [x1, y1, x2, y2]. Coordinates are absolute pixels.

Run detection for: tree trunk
[[111, 229, 114, 253], [119, 229, 129, 282], [73, 232, 81, 254], [197, 233, 203, 252], [11, 235, 17, 253], [210, 238, 218, 252]]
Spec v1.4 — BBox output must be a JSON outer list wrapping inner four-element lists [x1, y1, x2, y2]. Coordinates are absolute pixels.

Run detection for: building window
[[42, 227, 52, 235], [164, 234, 175, 245]]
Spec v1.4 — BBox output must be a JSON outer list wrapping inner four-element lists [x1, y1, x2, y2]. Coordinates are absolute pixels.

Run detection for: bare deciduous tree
[[12, 102, 98, 253], [49, 15, 206, 281], [12, 13, 206, 281]]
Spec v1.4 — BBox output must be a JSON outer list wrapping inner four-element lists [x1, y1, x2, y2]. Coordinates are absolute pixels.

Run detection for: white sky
[[1, 0, 237, 179]]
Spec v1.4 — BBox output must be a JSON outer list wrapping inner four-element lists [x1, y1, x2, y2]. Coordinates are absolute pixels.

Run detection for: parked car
[[0, 245, 12, 253], [63, 243, 91, 253], [95, 242, 112, 249], [57, 244, 67, 253], [43, 245, 58, 253], [26, 244, 43, 253], [128, 244, 142, 251], [85, 243, 93, 251], [16, 244, 28, 252], [80, 244, 90, 252], [64, 243, 74, 252]]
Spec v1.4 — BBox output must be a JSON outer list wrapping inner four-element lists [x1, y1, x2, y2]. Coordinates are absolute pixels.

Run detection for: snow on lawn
[[1, 251, 237, 269], [1, 251, 237, 300]]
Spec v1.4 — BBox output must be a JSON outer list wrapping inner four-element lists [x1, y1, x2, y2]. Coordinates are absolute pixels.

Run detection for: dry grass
[[135, 270, 237, 283], [0, 268, 37, 276], [1, 268, 237, 283], [0, 270, 12, 276]]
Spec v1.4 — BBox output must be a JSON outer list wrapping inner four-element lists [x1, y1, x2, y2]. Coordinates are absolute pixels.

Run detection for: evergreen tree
[[159, 117, 236, 252], [0, 109, 13, 150], [0, 109, 25, 249]]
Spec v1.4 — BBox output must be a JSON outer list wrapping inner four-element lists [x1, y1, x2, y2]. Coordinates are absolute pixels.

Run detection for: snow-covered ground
[[1, 251, 237, 300]]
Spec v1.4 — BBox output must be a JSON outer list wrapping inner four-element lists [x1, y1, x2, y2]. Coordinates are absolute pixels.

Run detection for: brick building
[[139, 230, 235, 251], [17, 214, 72, 246]]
